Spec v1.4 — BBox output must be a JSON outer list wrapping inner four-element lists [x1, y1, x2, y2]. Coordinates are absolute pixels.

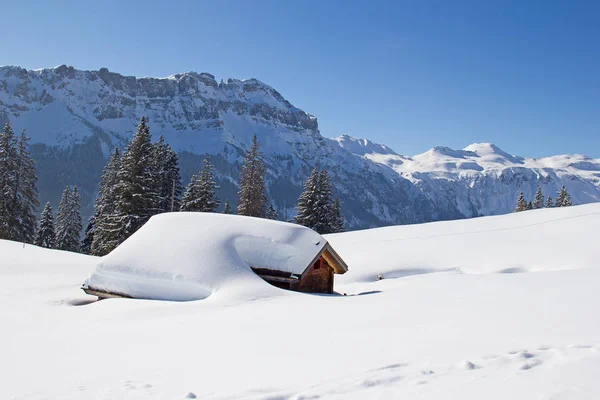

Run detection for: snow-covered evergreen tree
[[546, 196, 553, 208], [331, 197, 344, 233], [152, 136, 182, 213], [34, 202, 55, 249], [14, 130, 39, 243], [555, 185, 572, 207], [55, 186, 82, 252], [294, 167, 320, 230], [267, 203, 278, 220], [181, 156, 220, 212], [526, 201, 533, 210], [91, 148, 121, 256], [533, 186, 545, 209], [80, 216, 96, 254], [515, 192, 528, 212], [222, 200, 232, 214], [0, 122, 19, 240], [108, 117, 160, 248], [314, 169, 335, 234], [237, 134, 268, 218], [0, 124, 39, 242], [294, 167, 339, 234]]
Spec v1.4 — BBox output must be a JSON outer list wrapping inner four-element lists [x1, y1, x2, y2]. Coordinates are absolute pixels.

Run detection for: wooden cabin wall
[[297, 258, 334, 294]]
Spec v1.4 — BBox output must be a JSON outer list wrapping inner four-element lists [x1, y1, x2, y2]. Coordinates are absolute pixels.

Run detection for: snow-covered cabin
[[82, 213, 348, 301]]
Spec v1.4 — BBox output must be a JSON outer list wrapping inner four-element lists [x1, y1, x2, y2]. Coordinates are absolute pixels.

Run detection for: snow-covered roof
[[83, 213, 346, 301]]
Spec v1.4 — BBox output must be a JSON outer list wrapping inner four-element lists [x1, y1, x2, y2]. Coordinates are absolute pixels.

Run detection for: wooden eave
[[82, 285, 132, 299]]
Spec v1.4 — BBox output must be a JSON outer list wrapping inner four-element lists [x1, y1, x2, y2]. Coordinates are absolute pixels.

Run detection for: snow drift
[[83, 212, 329, 301]]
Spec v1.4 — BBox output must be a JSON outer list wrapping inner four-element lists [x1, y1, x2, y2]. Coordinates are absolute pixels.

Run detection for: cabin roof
[[83, 213, 348, 301]]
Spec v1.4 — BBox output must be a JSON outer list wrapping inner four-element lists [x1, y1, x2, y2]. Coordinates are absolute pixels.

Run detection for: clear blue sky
[[1, 0, 599, 157]]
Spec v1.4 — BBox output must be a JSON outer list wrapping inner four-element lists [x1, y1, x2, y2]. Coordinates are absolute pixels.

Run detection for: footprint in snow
[[457, 360, 480, 370]]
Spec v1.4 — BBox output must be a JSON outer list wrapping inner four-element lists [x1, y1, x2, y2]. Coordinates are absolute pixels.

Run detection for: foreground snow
[[1, 204, 600, 399]]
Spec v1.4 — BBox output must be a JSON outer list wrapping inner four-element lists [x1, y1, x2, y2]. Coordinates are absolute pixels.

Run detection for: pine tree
[[181, 156, 220, 212], [331, 197, 344, 233], [55, 186, 82, 252], [34, 202, 55, 249], [515, 192, 528, 212], [91, 148, 121, 256], [527, 201, 533, 210], [0, 122, 19, 240], [267, 203, 278, 220], [152, 136, 182, 213], [314, 169, 335, 234], [237, 134, 268, 218], [533, 186, 545, 209], [14, 130, 39, 243], [546, 196, 553, 208], [222, 200, 232, 214], [80, 216, 96, 254], [555, 186, 572, 207], [294, 167, 320, 230], [294, 168, 339, 234], [108, 117, 160, 248]]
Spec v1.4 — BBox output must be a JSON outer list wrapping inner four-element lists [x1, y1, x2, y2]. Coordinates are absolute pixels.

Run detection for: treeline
[[514, 185, 572, 212], [0, 118, 344, 256]]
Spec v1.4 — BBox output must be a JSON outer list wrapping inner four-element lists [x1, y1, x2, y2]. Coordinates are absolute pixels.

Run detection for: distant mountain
[[339, 137, 600, 217], [0, 65, 598, 228], [0, 65, 440, 228]]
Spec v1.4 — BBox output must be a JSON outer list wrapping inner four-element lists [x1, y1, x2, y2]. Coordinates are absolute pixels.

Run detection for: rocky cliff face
[[0, 65, 445, 228], [1, 65, 597, 228]]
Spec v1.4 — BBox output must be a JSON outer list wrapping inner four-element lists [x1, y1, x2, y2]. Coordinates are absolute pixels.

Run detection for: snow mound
[[84, 213, 328, 301]]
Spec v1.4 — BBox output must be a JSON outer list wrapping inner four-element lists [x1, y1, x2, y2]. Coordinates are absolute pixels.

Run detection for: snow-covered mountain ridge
[[336, 135, 600, 217], [1, 64, 598, 225], [0, 65, 438, 228]]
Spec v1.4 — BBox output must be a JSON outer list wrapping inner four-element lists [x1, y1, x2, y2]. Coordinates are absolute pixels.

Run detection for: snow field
[[1, 203, 599, 399]]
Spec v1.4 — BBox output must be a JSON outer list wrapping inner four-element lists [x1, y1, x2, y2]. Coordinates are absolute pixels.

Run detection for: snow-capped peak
[[333, 134, 398, 156], [463, 142, 524, 164]]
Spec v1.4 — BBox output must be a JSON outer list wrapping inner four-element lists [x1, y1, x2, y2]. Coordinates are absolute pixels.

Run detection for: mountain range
[[1, 65, 599, 228]]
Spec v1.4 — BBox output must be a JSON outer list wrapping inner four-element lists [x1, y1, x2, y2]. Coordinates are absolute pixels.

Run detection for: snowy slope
[[2, 204, 600, 399], [337, 135, 600, 217]]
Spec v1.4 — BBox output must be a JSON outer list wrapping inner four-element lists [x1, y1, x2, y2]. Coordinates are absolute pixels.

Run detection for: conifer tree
[[267, 203, 278, 220], [0, 124, 38, 242], [314, 169, 335, 234], [555, 185, 572, 207], [237, 134, 268, 218], [515, 192, 528, 212], [55, 186, 82, 252], [152, 136, 182, 213], [294, 167, 339, 234], [294, 167, 320, 229], [108, 117, 159, 247], [0, 122, 18, 240], [527, 201, 533, 210], [14, 130, 39, 243], [533, 186, 545, 209], [91, 148, 121, 256], [331, 197, 345, 233], [34, 202, 55, 249], [80, 216, 96, 254], [181, 156, 220, 212], [546, 196, 553, 208], [222, 200, 232, 214]]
